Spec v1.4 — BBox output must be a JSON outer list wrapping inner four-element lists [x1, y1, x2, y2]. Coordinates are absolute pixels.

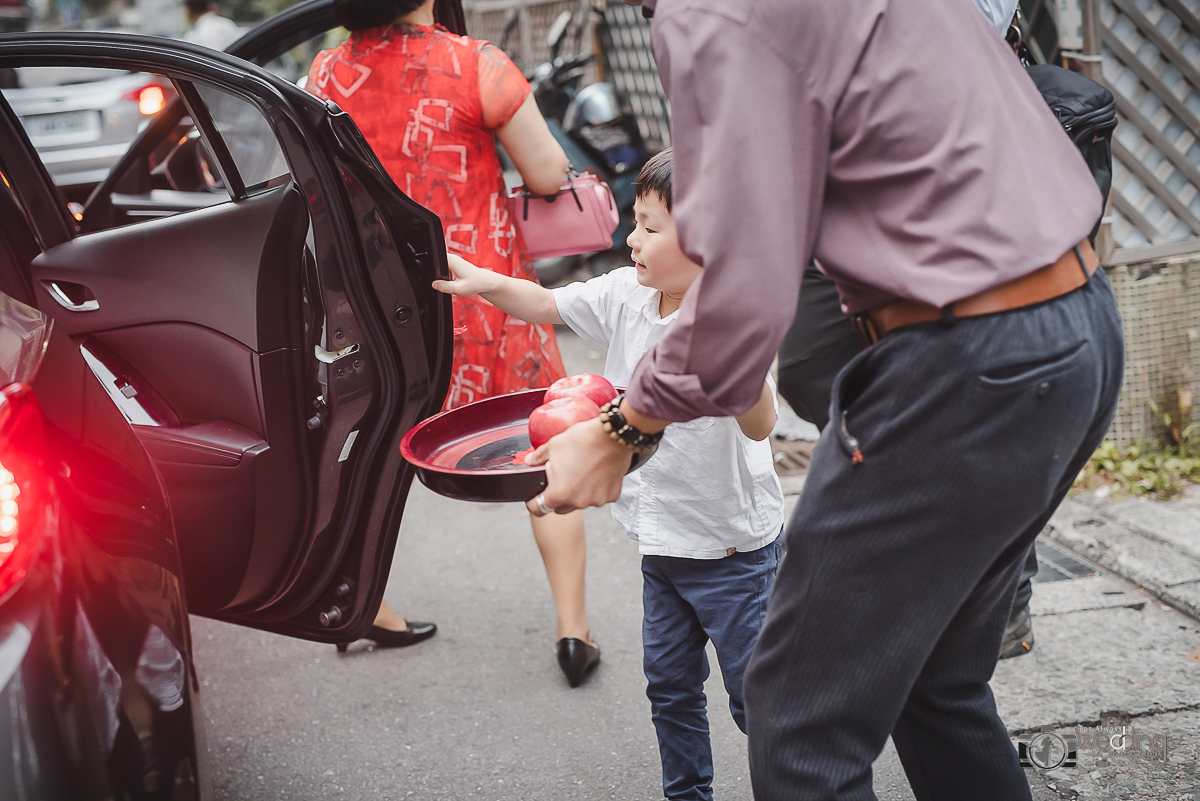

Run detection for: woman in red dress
[[308, 0, 600, 685]]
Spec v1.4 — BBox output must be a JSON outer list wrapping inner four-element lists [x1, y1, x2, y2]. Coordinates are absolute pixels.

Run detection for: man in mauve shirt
[[524, 0, 1125, 798]]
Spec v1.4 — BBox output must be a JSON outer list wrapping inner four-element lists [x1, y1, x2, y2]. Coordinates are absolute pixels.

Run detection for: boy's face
[[627, 193, 701, 298]]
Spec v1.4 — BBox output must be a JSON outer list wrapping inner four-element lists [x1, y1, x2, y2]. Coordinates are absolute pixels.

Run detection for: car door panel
[[87, 325, 261, 433], [0, 35, 452, 641], [33, 185, 301, 353], [31, 182, 310, 614]]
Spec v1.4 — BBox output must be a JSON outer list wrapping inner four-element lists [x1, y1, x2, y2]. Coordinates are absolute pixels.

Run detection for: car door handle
[[314, 343, 360, 364], [44, 281, 100, 312]]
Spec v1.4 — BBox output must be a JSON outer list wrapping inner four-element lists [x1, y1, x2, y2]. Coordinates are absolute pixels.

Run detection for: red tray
[[400, 388, 654, 503]]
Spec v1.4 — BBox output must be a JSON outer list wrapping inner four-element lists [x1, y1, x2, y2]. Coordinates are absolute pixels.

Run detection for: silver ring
[[535, 493, 553, 516]]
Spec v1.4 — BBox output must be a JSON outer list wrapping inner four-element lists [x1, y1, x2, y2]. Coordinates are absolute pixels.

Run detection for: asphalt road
[[191, 327, 919, 800], [198, 327, 1200, 800]]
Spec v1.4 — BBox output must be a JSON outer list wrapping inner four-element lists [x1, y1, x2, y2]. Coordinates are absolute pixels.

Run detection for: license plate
[[21, 110, 102, 148]]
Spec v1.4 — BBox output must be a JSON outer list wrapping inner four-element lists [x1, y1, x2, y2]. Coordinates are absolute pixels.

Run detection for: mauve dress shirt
[[626, 0, 1103, 423]]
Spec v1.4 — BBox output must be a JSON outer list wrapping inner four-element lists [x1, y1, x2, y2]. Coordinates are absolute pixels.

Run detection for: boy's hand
[[433, 254, 498, 297], [432, 254, 564, 326]]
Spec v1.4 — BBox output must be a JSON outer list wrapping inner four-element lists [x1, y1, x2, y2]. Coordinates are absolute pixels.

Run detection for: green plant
[[1077, 434, 1200, 499], [1077, 388, 1200, 498], [1148, 386, 1194, 448]]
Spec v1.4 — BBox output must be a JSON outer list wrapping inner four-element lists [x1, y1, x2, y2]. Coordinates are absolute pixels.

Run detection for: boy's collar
[[640, 290, 678, 325]]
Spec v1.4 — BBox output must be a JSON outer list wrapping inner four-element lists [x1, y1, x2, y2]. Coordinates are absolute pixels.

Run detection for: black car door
[[0, 34, 453, 642]]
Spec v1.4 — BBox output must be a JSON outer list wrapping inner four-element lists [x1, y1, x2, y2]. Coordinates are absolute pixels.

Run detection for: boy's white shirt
[[553, 267, 785, 559]]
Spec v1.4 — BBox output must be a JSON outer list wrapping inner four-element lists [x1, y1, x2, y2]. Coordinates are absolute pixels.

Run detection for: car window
[[73, 77, 295, 227], [0, 67, 172, 202], [193, 82, 290, 195], [23, 25, 355, 235]]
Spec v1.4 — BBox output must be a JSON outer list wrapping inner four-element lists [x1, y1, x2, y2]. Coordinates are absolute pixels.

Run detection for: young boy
[[433, 148, 784, 801]]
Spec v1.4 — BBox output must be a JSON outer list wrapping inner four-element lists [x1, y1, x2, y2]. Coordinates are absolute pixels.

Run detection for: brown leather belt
[[852, 239, 1097, 346]]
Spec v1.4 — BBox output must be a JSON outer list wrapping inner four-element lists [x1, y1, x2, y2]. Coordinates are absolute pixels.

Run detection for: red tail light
[[121, 84, 168, 116], [0, 384, 45, 600]]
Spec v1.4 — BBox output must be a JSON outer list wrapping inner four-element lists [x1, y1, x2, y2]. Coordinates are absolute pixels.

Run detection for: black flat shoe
[[335, 622, 437, 653], [557, 637, 600, 687]]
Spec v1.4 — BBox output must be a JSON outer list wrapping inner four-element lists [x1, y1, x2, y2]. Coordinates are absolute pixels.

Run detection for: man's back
[[652, 0, 1100, 313]]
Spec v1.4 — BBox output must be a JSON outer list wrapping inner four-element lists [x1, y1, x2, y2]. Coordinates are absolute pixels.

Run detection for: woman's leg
[[373, 600, 408, 631], [530, 510, 592, 643], [334, 600, 435, 652]]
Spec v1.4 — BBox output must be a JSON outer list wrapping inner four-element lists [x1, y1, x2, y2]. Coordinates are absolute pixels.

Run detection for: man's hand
[[524, 417, 632, 515]]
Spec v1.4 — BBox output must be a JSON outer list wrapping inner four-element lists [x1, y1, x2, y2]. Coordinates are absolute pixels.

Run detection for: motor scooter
[[498, 4, 653, 283]]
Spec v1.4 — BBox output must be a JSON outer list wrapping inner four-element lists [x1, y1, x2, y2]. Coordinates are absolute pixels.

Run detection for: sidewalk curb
[[1045, 495, 1200, 623]]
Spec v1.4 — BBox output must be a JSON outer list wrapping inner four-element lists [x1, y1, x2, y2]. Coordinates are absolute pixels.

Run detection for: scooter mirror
[[547, 10, 572, 57], [498, 7, 520, 54]]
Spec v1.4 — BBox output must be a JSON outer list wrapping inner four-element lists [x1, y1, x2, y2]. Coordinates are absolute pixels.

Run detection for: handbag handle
[[564, 166, 584, 212], [520, 167, 585, 221]]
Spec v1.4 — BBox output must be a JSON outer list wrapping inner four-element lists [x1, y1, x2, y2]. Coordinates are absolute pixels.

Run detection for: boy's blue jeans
[[642, 539, 782, 801]]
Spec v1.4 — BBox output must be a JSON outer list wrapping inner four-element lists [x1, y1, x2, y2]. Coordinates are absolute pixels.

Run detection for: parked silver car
[[3, 65, 172, 194]]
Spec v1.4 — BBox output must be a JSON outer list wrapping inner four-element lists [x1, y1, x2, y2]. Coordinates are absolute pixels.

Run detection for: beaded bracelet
[[599, 393, 664, 453]]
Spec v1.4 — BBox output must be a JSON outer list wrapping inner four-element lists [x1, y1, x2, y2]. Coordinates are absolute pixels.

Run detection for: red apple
[[528, 396, 601, 449], [543, 373, 617, 409]]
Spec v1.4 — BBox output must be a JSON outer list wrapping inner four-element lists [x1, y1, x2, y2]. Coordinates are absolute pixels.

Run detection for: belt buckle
[[850, 313, 880, 347]]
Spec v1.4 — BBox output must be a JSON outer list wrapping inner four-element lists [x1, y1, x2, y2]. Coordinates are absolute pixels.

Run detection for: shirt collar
[[640, 290, 677, 325]]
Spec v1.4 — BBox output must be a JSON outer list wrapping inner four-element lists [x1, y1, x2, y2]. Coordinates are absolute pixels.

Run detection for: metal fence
[[1022, 0, 1200, 265], [595, 2, 670, 151], [1105, 259, 1199, 447], [463, 0, 593, 77], [1019, 0, 1200, 445], [463, 0, 670, 150], [1100, 0, 1200, 265]]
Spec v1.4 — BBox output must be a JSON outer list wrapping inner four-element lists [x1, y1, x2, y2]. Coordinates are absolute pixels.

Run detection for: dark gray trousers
[[778, 263, 1040, 619], [746, 268, 1124, 800]]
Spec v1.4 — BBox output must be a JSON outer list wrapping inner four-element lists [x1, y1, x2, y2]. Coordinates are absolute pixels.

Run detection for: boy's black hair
[[333, 0, 425, 32], [634, 147, 673, 212]]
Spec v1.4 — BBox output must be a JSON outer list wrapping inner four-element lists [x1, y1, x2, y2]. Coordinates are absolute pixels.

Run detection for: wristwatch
[[599, 394, 664, 453]]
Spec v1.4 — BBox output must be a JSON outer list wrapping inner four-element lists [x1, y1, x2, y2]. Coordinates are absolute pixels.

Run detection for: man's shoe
[[999, 603, 1033, 659]]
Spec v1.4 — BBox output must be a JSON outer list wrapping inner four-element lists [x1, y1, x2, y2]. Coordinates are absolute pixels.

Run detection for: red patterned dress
[[307, 23, 567, 409]]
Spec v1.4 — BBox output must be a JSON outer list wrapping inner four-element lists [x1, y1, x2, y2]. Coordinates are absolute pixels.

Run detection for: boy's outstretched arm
[[433, 254, 564, 325], [736, 381, 777, 441]]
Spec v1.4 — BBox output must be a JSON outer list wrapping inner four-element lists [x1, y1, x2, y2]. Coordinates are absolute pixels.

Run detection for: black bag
[[1026, 64, 1118, 240]]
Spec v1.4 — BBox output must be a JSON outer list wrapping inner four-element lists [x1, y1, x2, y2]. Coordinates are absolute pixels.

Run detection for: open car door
[[0, 34, 453, 642]]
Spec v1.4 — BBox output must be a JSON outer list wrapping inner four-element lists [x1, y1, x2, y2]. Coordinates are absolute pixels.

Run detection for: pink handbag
[[508, 171, 620, 260]]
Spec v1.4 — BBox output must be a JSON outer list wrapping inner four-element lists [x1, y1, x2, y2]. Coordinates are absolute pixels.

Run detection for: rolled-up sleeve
[[627, 8, 829, 421]]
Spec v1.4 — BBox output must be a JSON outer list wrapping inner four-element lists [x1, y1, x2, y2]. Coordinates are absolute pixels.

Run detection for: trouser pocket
[[827, 344, 876, 464]]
